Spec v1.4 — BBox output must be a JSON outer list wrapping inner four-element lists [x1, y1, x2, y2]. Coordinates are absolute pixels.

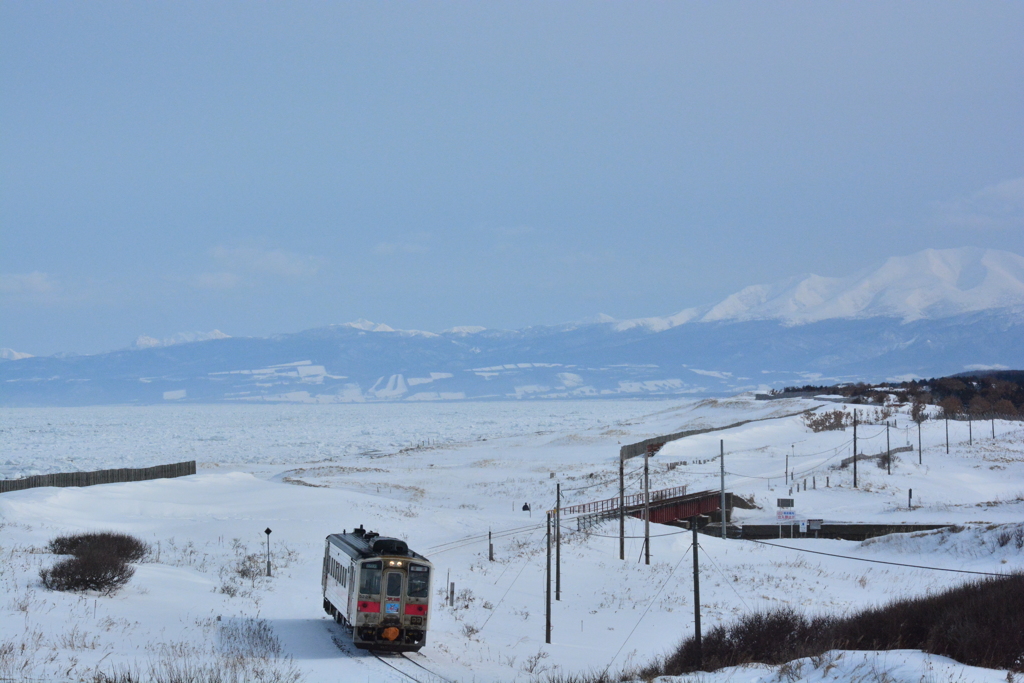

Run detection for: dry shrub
[[641, 573, 1024, 676], [803, 410, 851, 432], [48, 531, 149, 563], [39, 551, 135, 595], [40, 531, 148, 595], [96, 618, 303, 683]]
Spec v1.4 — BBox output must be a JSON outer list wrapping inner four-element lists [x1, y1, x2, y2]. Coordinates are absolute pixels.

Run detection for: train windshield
[[408, 564, 429, 598], [385, 572, 403, 599], [359, 561, 382, 595]]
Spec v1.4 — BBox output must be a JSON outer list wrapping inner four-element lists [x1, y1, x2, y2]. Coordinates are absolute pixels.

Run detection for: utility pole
[[691, 518, 702, 669], [945, 415, 949, 454], [545, 511, 552, 644], [556, 483, 561, 601], [719, 440, 727, 539], [489, 529, 494, 562], [618, 458, 625, 561], [786, 445, 791, 483], [886, 421, 891, 475], [918, 420, 922, 465], [644, 446, 651, 566], [992, 417, 995, 439], [968, 416, 972, 446], [853, 410, 858, 489]]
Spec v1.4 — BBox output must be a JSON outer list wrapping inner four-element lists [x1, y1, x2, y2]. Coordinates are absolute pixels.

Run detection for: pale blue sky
[[2, 2, 1022, 355]]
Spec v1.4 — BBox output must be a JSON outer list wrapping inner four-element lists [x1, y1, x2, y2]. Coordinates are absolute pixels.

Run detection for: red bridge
[[565, 486, 728, 529]]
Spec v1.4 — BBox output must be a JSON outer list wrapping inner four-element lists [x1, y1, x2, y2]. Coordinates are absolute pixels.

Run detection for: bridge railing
[[561, 483, 688, 516]]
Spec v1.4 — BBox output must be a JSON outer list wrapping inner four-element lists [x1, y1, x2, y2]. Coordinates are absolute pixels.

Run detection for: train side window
[[360, 561, 382, 595], [408, 564, 429, 598]]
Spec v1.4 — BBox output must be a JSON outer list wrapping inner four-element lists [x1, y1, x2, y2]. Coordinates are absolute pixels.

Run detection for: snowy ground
[[1, 397, 1022, 682]]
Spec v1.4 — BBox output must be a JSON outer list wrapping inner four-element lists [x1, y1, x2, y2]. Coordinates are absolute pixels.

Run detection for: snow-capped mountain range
[[2, 247, 1022, 405], [615, 247, 1024, 331], [0, 348, 34, 362], [133, 330, 232, 349]]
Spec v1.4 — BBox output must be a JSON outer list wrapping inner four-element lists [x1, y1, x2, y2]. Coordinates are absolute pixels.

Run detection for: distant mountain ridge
[[615, 247, 1024, 331], [0, 348, 34, 362], [1, 248, 1022, 406]]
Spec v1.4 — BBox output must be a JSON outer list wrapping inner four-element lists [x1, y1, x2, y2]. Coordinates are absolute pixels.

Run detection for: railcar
[[322, 525, 433, 652]]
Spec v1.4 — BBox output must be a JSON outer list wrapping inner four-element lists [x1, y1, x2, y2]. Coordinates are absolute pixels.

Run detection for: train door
[[347, 563, 357, 623], [383, 570, 404, 617]]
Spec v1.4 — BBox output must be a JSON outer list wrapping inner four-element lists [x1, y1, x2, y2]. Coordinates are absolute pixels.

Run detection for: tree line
[[777, 370, 1024, 418]]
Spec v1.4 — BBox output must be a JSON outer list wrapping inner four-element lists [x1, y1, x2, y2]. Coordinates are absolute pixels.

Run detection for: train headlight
[[388, 560, 403, 567]]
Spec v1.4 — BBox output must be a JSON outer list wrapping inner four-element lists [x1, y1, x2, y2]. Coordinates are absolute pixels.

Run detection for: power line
[[428, 522, 544, 554], [698, 542, 752, 612], [578, 527, 692, 540], [746, 539, 1012, 576], [786, 439, 853, 458], [478, 530, 541, 632], [560, 465, 645, 492], [666, 441, 853, 481], [602, 544, 691, 677]]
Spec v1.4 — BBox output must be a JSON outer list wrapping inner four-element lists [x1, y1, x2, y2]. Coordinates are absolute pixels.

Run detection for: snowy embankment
[[1, 397, 1022, 682]]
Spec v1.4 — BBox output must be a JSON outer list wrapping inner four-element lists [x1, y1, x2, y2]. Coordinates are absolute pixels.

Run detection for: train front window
[[408, 564, 429, 598], [360, 561, 382, 595], [385, 571, 403, 598]]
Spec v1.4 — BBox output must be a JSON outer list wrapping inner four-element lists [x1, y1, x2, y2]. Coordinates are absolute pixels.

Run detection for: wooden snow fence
[[0, 460, 197, 494]]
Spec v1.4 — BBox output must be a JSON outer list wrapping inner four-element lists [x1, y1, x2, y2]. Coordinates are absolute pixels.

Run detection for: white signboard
[[777, 509, 795, 521], [799, 520, 808, 534]]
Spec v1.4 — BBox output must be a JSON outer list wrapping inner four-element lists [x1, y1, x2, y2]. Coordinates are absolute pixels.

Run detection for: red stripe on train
[[357, 601, 380, 613], [404, 603, 428, 616]]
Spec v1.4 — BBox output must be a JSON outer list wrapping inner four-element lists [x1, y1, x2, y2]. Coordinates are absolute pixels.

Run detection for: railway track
[[371, 651, 457, 683], [328, 622, 455, 683]]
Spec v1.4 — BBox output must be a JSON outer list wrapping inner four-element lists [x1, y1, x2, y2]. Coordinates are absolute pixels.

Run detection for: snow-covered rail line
[[328, 622, 454, 683], [371, 652, 456, 683]]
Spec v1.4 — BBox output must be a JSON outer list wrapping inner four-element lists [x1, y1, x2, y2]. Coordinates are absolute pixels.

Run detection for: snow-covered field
[[1, 397, 1022, 682]]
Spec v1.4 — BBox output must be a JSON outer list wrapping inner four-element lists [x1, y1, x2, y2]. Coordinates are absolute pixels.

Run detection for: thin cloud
[[0, 272, 60, 299], [935, 177, 1024, 230], [210, 246, 324, 278], [0, 271, 59, 294], [373, 242, 429, 256], [481, 225, 535, 238], [190, 272, 242, 290]]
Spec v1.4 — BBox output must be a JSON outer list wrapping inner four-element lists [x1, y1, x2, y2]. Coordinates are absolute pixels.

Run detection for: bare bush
[[640, 573, 1024, 676], [521, 649, 550, 675], [39, 551, 135, 595], [48, 532, 149, 563], [40, 531, 148, 595], [96, 619, 303, 683], [803, 410, 851, 433], [221, 619, 282, 659]]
